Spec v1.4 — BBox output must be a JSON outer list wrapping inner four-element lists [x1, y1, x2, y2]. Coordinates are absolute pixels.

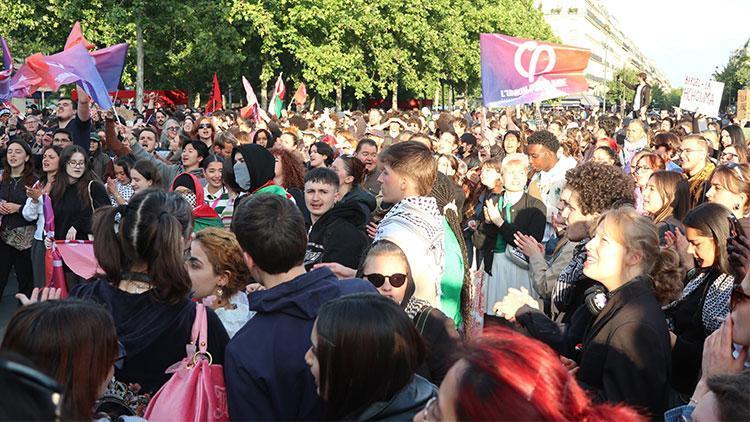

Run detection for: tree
[[714, 42, 750, 110], [605, 67, 637, 109]]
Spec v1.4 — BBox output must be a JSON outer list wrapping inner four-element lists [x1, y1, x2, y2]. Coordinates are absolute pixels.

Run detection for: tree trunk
[[434, 86, 439, 111], [335, 81, 343, 111], [391, 80, 398, 111], [136, 22, 144, 112], [260, 63, 269, 110]]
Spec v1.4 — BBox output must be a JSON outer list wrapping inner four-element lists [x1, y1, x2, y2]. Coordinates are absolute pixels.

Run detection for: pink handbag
[[144, 304, 229, 421]]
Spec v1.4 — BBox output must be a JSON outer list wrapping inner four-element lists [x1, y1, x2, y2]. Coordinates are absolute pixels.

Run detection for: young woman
[[191, 116, 215, 147], [0, 140, 38, 299], [705, 163, 750, 229], [252, 128, 275, 149], [643, 170, 691, 242], [171, 172, 223, 232], [590, 146, 619, 166], [107, 157, 135, 205], [331, 154, 376, 223], [720, 124, 746, 148], [130, 159, 163, 193], [414, 327, 645, 422], [202, 154, 235, 227], [188, 228, 253, 337], [632, 152, 666, 213], [309, 141, 334, 169], [719, 143, 748, 164], [497, 206, 679, 416], [305, 293, 437, 420], [22, 145, 63, 287], [132, 133, 208, 187], [49, 145, 109, 242], [474, 154, 546, 313], [502, 130, 524, 156], [663, 202, 736, 399], [1, 300, 118, 421], [69, 189, 229, 413], [232, 144, 291, 200]]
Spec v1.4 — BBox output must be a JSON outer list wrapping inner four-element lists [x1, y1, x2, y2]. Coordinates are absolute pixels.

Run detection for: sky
[[599, 0, 749, 88]]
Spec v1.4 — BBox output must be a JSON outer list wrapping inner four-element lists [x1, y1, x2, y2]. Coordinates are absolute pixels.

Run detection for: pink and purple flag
[[480, 34, 591, 107], [0, 37, 13, 102]]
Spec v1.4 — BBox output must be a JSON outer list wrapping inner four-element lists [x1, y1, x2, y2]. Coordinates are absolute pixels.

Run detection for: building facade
[[535, 0, 670, 100]]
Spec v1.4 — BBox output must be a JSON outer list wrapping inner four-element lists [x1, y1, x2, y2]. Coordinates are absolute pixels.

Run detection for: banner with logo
[[480, 34, 591, 108], [679, 75, 724, 117]]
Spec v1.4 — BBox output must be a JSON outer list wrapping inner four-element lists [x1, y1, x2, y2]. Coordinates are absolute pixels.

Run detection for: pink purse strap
[[190, 303, 209, 355]]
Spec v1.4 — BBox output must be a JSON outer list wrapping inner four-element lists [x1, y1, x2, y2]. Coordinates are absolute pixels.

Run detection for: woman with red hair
[[416, 327, 645, 421]]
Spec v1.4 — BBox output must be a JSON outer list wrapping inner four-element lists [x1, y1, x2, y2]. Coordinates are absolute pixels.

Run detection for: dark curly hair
[[527, 130, 559, 153], [565, 161, 635, 215]]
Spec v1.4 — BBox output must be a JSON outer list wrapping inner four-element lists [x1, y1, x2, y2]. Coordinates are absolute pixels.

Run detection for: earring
[[734, 203, 741, 211], [216, 287, 224, 298]]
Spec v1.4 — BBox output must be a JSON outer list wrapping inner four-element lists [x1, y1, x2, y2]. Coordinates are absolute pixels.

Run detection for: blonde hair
[[711, 163, 750, 213], [501, 153, 530, 170], [595, 206, 683, 304]]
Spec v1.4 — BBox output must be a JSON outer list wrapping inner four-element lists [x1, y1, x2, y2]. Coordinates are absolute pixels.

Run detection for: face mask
[[180, 192, 197, 208], [234, 162, 252, 191]]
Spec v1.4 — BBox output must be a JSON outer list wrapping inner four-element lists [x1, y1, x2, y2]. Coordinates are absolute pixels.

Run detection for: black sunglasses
[[730, 283, 750, 311], [198, 124, 212, 129], [363, 273, 407, 288]]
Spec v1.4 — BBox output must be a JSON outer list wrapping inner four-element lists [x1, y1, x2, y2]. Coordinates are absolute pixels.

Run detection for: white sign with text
[[679, 76, 724, 117]]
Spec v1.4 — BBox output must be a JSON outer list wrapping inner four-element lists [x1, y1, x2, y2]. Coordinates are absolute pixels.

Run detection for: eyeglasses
[[730, 283, 750, 311], [198, 124, 212, 129], [633, 165, 652, 174], [363, 273, 407, 288], [421, 396, 441, 421], [67, 161, 86, 168], [721, 152, 738, 160], [167, 126, 180, 131]]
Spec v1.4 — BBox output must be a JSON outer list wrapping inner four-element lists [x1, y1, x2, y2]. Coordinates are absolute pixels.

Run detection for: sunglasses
[[198, 124, 212, 129], [730, 283, 750, 311], [363, 273, 407, 288]]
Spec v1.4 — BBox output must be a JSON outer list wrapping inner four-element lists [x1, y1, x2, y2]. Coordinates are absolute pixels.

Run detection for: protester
[[225, 194, 375, 420], [663, 202, 735, 399], [106, 157, 135, 205], [253, 128, 275, 149], [54, 88, 92, 149], [496, 206, 678, 416], [705, 163, 750, 228], [202, 154, 234, 222], [306, 293, 437, 420], [188, 228, 253, 337], [129, 158, 163, 193], [373, 141, 444, 306], [232, 144, 290, 200], [0, 140, 38, 299], [309, 141, 335, 169], [680, 135, 715, 208], [22, 145, 62, 287], [643, 170, 690, 242], [414, 327, 645, 422], [303, 168, 369, 270], [1, 300, 118, 421], [474, 154, 546, 313], [171, 172, 223, 232], [192, 116, 215, 146], [360, 240, 460, 384], [355, 138, 381, 196], [70, 189, 229, 413], [631, 152, 666, 213], [331, 154, 376, 223], [590, 145, 619, 166]]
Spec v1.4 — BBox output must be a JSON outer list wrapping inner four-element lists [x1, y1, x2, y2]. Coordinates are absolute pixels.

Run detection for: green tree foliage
[[605, 67, 637, 106], [1, 0, 556, 108], [714, 43, 750, 109]]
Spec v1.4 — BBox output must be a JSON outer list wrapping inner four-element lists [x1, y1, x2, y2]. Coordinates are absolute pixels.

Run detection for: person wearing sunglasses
[[359, 240, 459, 385], [191, 116, 215, 147]]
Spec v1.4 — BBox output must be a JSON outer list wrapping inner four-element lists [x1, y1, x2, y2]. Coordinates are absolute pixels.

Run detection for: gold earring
[[216, 287, 224, 298]]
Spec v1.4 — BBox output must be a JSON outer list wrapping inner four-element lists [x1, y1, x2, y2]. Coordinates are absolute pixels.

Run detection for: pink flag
[[64, 21, 96, 50], [56, 240, 101, 280], [42, 195, 68, 297]]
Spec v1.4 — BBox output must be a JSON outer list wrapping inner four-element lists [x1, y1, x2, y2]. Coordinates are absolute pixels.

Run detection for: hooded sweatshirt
[[232, 144, 291, 203], [375, 196, 444, 306], [304, 200, 369, 270], [224, 267, 376, 421], [171, 172, 223, 232]]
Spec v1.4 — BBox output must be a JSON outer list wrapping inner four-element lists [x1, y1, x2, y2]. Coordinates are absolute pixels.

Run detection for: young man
[[527, 130, 575, 243], [55, 86, 92, 149], [680, 134, 715, 208], [225, 194, 375, 421], [355, 138, 381, 196], [620, 71, 652, 118], [303, 168, 369, 270], [374, 141, 444, 306]]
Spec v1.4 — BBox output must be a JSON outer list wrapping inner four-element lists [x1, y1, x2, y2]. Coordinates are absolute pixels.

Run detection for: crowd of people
[[0, 83, 749, 421]]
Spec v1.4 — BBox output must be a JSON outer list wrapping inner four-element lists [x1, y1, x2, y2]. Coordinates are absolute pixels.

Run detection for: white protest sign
[[679, 76, 724, 117]]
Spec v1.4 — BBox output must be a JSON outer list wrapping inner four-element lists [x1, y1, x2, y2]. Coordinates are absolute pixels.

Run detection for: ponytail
[[93, 205, 127, 285], [148, 211, 191, 304]]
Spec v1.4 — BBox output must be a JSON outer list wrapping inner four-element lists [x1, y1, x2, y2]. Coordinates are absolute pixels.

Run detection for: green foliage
[[1, 0, 556, 108], [714, 44, 750, 109], [605, 67, 637, 106]]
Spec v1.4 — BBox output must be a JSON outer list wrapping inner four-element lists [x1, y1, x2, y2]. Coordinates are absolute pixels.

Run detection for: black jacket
[[412, 306, 460, 385], [473, 192, 546, 274], [304, 200, 369, 270], [348, 375, 437, 421], [340, 185, 376, 228], [576, 277, 671, 418], [622, 80, 652, 110], [52, 180, 110, 240]]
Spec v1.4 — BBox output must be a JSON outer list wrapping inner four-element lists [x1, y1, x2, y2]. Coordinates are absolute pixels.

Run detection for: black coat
[[340, 185, 376, 228], [413, 307, 460, 385], [304, 200, 369, 270], [576, 277, 671, 418], [473, 192, 546, 274]]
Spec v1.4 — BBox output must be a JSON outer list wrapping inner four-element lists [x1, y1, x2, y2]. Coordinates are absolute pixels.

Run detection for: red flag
[[292, 83, 308, 106], [65, 21, 96, 51], [205, 72, 223, 113]]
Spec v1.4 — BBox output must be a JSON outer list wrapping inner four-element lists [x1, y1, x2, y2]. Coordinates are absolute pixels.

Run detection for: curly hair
[[193, 228, 252, 298], [272, 148, 306, 190], [565, 161, 635, 215]]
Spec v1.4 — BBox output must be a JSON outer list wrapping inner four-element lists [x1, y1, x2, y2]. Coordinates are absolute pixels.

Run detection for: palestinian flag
[[268, 73, 285, 118]]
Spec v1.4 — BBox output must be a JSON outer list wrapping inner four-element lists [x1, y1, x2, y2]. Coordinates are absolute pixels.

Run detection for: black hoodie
[[304, 200, 369, 270]]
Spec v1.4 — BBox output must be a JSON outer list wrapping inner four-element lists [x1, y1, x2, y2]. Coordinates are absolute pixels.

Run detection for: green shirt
[[440, 218, 464, 328]]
